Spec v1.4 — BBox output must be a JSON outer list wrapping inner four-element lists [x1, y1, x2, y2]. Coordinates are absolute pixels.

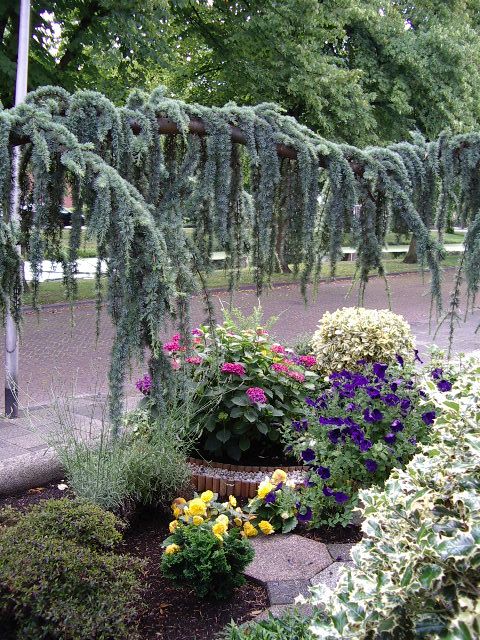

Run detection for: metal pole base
[[5, 386, 18, 418]]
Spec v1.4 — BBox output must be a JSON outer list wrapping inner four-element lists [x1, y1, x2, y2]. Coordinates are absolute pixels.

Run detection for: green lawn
[[24, 254, 461, 307]]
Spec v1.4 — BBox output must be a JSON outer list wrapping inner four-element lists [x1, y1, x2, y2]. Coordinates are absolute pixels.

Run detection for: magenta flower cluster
[[246, 387, 267, 404], [299, 355, 317, 368], [221, 362, 246, 376], [271, 363, 290, 374], [186, 356, 202, 365], [287, 370, 306, 383]]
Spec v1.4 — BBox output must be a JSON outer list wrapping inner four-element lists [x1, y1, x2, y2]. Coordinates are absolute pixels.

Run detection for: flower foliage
[[245, 469, 300, 534], [286, 361, 435, 526], [310, 358, 480, 640], [161, 491, 254, 600], [159, 322, 318, 461], [311, 307, 415, 374]]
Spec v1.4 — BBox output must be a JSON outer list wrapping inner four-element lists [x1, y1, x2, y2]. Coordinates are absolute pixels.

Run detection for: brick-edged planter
[[188, 457, 304, 499]]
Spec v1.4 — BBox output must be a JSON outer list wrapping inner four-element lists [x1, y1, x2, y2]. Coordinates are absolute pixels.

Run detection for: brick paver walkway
[[1, 270, 478, 411]]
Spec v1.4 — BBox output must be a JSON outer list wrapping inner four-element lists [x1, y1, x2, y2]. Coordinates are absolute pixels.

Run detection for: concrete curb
[[0, 448, 62, 496]]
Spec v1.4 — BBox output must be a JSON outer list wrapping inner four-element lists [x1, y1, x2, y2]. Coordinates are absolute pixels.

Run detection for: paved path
[[2, 269, 477, 412]]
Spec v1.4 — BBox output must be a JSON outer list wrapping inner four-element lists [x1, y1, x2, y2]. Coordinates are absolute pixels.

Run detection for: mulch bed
[[0, 483, 269, 640]]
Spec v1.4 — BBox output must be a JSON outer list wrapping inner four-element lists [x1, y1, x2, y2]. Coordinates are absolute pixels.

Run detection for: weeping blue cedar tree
[[0, 86, 479, 430]]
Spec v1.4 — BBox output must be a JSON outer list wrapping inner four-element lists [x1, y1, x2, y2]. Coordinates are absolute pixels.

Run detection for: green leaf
[[257, 422, 269, 435], [419, 564, 443, 588], [226, 442, 241, 461], [230, 406, 245, 418], [282, 517, 298, 534], [239, 436, 250, 451], [244, 407, 258, 422], [216, 428, 231, 443], [439, 533, 475, 558], [231, 394, 250, 407]]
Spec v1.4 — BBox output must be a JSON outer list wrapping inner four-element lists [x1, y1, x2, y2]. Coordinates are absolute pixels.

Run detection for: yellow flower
[[172, 507, 182, 519], [216, 514, 229, 526], [165, 543, 181, 555], [212, 521, 228, 537], [169, 520, 179, 533], [271, 469, 287, 485], [228, 495, 237, 507], [234, 517, 243, 527], [257, 480, 275, 499], [201, 490, 214, 503], [188, 498, 207, 517], [258, 520, 275, 535], [192, 516, 204, 526], [214, 533, 224, 542], [243, 522, 258, 537], [171, 497, 186, 518]]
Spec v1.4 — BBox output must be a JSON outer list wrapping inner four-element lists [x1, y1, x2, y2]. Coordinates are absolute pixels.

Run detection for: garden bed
[[0, 484, 269, 640]]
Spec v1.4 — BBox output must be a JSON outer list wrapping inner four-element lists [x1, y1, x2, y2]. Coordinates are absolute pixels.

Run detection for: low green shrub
[[161, 521, 254, 600], [309, 359, 480, 639], [0, 499, 144, 640], [221, 611, 313, 640], [311, 307, 415, 373]]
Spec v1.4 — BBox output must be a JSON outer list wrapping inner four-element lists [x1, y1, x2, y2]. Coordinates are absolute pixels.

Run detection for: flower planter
[[188, 457, 305, 499]]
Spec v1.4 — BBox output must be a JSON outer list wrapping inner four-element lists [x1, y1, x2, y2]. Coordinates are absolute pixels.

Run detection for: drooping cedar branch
[[0, 86, 478, 428]]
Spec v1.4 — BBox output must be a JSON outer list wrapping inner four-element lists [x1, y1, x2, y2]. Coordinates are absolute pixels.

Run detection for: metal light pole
[[5, 0, 31, 417]]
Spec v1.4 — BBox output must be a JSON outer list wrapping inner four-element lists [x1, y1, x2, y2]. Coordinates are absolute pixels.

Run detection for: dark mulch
[[0, 483, 269, 640], [299, 522, 363, 544]]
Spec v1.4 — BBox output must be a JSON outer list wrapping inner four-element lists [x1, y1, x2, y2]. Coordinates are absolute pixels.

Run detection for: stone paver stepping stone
[[326, 542, 355, 562], [310, 561, 354, 590], [267, 579, 311, 605], [246, 534, 332, 583]]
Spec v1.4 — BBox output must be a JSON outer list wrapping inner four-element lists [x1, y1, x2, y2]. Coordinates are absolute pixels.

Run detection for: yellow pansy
[[188, 498, 207, 517], [271, 469, 287, 485], [258, 520, 275, 535], [200, 490, 214, 503], [243, 522, 258, 537], [212, 521, 228, 537], [228, 495, 237, 507], [169, 520, 179, 533], [192, 516, 204, 526], [165, 543, 181, 555], [257, 480, 275, 499]]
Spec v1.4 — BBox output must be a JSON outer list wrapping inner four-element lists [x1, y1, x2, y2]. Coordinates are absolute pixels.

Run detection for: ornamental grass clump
[[285, 360, 437, 526], [0, 499, 144, 640], [309, 358, 480, 640], [148, 320, 319, 461], [161, 491, 254, 600], [311, 307, 415, 373]]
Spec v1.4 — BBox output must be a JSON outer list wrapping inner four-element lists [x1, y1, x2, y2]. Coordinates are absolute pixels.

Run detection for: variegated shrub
[[310, 358, 480, 640], [311, 307, 415, 373]]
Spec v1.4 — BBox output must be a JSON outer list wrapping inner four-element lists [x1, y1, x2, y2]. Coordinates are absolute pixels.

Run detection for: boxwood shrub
[[0, 499, 145, 640]]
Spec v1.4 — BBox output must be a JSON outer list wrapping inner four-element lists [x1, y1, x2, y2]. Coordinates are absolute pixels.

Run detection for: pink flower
[[246, 387, 267, 404], [287, 370, 306, 383], [299, 355, 317, 368], [271, 363, 290, 374], [221, 362, 246, 376], [171, 359, 181, 370], [271, 344, 286, 354], [191, 328, 203, 336], [136, 374, 152, 395], [186, 356, 202, 365]]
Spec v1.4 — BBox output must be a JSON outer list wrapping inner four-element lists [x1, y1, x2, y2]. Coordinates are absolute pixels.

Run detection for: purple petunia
[[409, 437, 417, 446], [391, 419, 404, 433], [333, 491, 350, 504], [316, 466, 331, 479], [328, 429, 341, 444], [384, 433, 397, 444], [395, 354, 404, 367], [437, 379, 452, 392], [322, 485, 334, 497], [296, 506, 313, 523], [265, 491, 277, 504], [366, 386, 381, 399], [301, 448, 316, 463], [422, 411, 436, 425], [363, 408, 384, 423], [364, 459, 378, 473], [373, 363, 388, 380], [400, 398, 412, 413], [359, 439, 373, 452], [431, 367, 443, 380], [292, 419, 309, 432], [383, 393, 400, 406]]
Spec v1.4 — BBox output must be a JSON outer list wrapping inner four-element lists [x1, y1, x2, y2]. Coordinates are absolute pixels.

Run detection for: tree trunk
[[403, 236, 417, 264]]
